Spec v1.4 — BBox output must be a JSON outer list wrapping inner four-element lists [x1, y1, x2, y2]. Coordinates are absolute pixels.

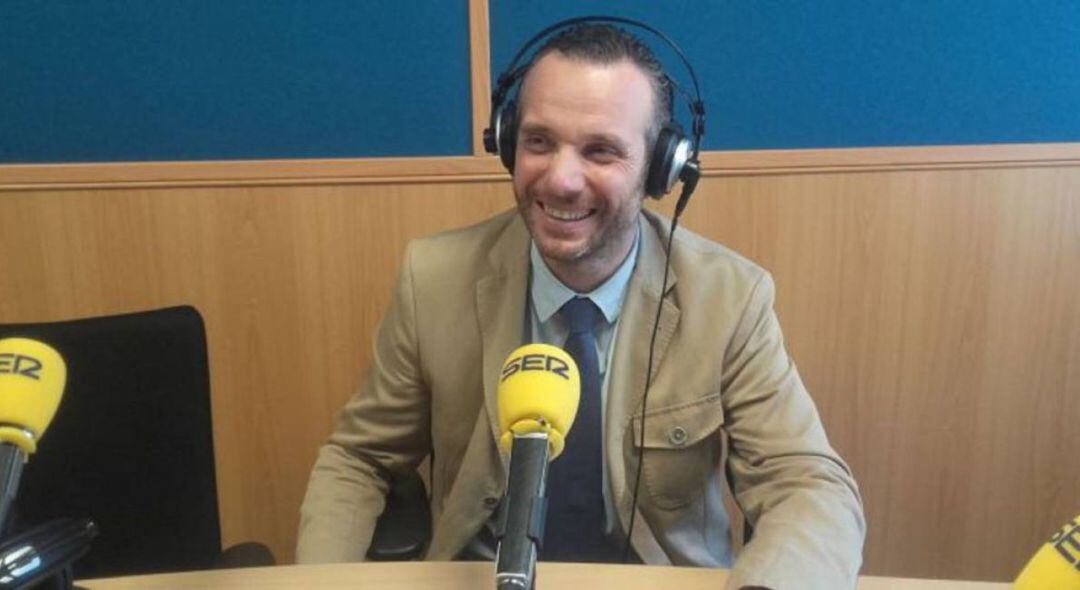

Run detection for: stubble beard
[[516, 187, 643, 280]]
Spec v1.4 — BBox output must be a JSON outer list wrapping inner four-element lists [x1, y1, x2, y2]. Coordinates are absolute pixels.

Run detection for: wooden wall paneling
[[0, 181, 515, 565], [0, 158, 1077, 581], [469, 0, 492, 156], [649, 166, 1080, 581], [4, 143, 1080, 191]]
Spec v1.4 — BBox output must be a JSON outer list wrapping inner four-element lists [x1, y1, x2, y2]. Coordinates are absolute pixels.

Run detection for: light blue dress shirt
[[525, 224, 640, 534]]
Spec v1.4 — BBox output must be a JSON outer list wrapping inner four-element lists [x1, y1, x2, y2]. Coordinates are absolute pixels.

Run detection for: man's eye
[[586, 145, 619, 161], [522, 136, 550, 151]]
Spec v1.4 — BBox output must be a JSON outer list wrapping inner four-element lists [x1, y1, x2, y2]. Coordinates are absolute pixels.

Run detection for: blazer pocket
[[630, 392, 724, 510]]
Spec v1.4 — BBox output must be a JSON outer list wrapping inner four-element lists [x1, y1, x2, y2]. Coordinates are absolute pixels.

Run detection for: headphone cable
[[621, 179, 691, 562]]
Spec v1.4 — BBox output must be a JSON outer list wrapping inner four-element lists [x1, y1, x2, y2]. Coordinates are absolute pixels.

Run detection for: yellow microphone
[[497, 343, 580, 459], [494, 343, 580, 590], [1015, 515, 1080, 589], [0, 337, 67, 531], [0, 337, 67, 454]]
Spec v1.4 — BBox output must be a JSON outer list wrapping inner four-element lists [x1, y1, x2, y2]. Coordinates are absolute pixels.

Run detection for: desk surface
[[78, 562, 1013, 589]]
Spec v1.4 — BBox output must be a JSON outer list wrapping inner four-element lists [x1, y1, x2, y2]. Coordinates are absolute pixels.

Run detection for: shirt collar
[[529, 222, 640, 326]]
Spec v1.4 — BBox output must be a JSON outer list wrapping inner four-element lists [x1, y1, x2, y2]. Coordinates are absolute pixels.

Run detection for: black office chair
[[367, 471, 432, 561], [0, 306, 274, 581]]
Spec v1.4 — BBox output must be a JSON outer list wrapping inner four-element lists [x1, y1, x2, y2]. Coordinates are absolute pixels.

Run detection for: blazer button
[[669, 426, 688, 446], [483, 496, 500, 508]]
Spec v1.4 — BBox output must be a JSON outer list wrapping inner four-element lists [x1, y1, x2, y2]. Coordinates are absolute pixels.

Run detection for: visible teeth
[[543, 204, 590, 221]]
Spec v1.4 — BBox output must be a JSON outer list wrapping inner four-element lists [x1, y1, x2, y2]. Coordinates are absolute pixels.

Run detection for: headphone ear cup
[[497, 100, 518, 173], [645, 125, 683, 198]]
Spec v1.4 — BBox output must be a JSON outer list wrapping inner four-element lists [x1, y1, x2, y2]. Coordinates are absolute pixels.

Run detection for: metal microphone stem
[[495, 433, 550, 590], [0, 443, 26, 537]]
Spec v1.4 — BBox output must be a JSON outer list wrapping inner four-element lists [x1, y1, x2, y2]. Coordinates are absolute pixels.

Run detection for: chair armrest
[[216, 542, 276, 568], [366, 472, 431, 561]]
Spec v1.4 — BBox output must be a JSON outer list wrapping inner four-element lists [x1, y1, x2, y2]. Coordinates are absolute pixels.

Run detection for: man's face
[[512, 52, 654, 291]]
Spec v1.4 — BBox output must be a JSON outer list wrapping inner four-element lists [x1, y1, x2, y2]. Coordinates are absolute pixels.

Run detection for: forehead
[[517, 53, 655, 141]]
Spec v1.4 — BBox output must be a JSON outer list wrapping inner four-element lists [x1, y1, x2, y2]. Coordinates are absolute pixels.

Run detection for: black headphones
[[482, 16, 706, 201]]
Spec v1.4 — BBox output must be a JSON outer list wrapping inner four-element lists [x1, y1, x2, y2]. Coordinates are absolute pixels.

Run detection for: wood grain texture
[[4, 143, 1080, 190], [0, 156, 510, 191], [700, 142, 1080, 174], [651, 167, 1080, 581], [76, 562, 1012, 590], [0, 161, 1076, 582], [469, 0, 492, 156], [0, 181, 510, 566]]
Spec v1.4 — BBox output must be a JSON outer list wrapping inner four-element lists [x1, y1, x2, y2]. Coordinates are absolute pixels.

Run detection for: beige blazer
[[298, 209, 865, 590]]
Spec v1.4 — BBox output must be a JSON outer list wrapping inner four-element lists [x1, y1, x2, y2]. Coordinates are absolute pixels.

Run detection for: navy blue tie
[[542, 297, 620, 562]]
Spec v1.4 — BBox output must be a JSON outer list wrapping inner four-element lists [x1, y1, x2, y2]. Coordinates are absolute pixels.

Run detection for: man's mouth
[[539, 202, 594, 222]]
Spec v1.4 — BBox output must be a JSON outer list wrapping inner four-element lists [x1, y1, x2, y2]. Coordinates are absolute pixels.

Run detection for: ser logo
[[0, 354, 43, 380], [500, 354, 571, 382], [1049, 517, 1080, 570]]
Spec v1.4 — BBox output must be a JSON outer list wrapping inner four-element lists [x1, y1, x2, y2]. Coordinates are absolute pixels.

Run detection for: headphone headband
[[492, 15, 705, 157]]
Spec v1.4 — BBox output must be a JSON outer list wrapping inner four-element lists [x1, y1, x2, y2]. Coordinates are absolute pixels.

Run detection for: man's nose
[[546, 148, 585, 196]]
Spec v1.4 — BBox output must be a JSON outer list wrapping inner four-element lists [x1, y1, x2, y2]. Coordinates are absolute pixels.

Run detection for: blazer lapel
[[475, 216, 531, 476], [606, 213, 680, 538]]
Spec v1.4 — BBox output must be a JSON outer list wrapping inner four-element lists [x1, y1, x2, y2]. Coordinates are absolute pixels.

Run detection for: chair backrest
[[0, 306, 222, 578]]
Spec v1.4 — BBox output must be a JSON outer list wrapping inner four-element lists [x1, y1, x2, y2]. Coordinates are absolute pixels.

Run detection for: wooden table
[[77, 562, 1013, 589]]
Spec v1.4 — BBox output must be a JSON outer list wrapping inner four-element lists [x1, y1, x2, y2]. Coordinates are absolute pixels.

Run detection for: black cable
[[621, 182, 689, 562]]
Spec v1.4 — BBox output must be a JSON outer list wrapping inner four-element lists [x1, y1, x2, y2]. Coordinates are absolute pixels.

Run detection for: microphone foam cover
[[496, 343, 580, 459], [1014, 514, 1080, 589], [0, 338, 67, 454]]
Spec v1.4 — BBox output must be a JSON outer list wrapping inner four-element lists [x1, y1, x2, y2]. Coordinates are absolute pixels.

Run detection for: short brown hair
[[526, 24, 672, 144]]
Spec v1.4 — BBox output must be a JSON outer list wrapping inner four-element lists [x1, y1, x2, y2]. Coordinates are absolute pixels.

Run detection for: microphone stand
[[494, 433, 550, 590], [0, 442, 97, 590], [0, 443, 26, 537]]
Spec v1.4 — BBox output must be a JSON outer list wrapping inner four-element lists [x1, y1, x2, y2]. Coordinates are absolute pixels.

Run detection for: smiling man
[[298, 24, 865, 590]]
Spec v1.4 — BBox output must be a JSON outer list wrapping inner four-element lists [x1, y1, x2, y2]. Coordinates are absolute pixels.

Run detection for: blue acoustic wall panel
[[0, 1, 472, 162], [490, 1, 1080, 150], [4, 2, 1078, 163]]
